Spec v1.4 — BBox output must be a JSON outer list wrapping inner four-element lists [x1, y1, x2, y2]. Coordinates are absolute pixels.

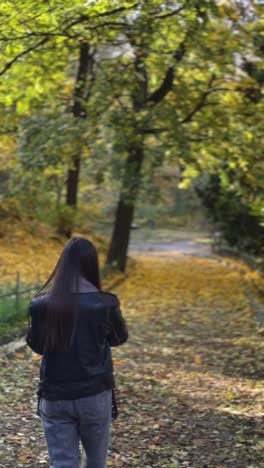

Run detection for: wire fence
[[0, 272, 42, 324]]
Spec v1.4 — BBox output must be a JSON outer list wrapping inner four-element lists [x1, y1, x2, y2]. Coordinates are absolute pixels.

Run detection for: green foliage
[[195, 174, 264, 255], [0, 0, 263, 245], [56, 204, 76, 235], [74, 202, 103, 229]]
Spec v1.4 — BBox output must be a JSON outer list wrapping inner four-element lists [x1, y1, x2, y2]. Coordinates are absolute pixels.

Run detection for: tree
[[0, 0, 138, 235], [0, 1, 263, 271], [192, 2, 264, 253], [103, 0, 246, 270]]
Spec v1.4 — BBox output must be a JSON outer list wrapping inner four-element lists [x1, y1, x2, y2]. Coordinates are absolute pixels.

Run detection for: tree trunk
[[106, 40, 186, 269], [106, 46, 148, 271], [66, 155, 81, 207], [106, 140, 144, 271], [106, 197, 135, 272], [64, 43, 90, 237]]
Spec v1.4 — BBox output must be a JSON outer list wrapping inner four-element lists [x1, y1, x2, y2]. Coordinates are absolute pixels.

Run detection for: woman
[[26, 237, 128, 468]]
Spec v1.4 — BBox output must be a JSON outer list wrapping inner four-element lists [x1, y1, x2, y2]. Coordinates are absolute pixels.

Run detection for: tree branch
[[189, 135, 214, 142], [0, 4, 141, 86], [0, 20, 129, 44], [180, 94, 210, 124], [94, 3, 139, 17], [0, 31, 72, 42], [141, 127, 169, 135], [0, 4, 139, 45], [154, 6, 186, 19], [0, 37, 49, 76], [147, 41, 186, 105], [72, 43, 91, 117], [84, 48, 97, 102], [180, 79, 231, 124], [84, 21, 130, 30], [62, 3, 138, 32]]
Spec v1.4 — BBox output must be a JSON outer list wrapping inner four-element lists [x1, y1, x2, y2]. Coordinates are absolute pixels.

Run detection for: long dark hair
[[34, 237, 101, 352]]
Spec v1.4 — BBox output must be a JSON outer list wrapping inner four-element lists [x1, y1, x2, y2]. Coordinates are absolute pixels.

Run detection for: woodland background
[[0, 0, 263, 270], [0, 2, 264, 467]]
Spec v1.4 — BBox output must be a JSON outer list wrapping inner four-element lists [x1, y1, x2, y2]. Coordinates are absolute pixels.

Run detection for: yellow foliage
[[0, 222, 106, 287]]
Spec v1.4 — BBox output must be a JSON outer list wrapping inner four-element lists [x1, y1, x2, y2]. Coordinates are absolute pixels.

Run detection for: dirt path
[[129, 240, 212, 258], [129, 229, 213, 258], [0, 254, 263, 467]]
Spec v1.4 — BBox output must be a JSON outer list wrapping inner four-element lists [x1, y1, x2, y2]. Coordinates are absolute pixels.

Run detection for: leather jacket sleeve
[[107, 297, 128, 347], [26, 298, 45, 355]]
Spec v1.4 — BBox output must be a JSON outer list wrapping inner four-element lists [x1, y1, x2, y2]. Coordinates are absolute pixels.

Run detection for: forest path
[[0, 254, 263, 467], [128, 227, 213, 259], [129, 239, 212, 258]]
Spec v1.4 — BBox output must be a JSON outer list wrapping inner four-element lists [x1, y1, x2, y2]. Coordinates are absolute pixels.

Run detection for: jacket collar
[[77, 277, 99, 293]]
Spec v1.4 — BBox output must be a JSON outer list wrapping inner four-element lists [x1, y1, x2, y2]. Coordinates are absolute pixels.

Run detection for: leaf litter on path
[[0, 256, 263, 467]]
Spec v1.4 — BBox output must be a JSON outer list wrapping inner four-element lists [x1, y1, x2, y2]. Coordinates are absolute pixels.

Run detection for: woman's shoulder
[[99, 290, 119, 305], [29, 294, 48, 313]]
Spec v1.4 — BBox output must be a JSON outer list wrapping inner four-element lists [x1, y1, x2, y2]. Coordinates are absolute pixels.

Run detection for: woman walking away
[[26, 237, 128, 468]]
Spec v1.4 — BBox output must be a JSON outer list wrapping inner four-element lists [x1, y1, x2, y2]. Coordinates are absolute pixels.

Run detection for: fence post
[[15, 271, 20, 316], [37, 271, 41, 288]]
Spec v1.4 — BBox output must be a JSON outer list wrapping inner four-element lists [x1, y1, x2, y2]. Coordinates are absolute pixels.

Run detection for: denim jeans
[[39, 389, 112, 468]]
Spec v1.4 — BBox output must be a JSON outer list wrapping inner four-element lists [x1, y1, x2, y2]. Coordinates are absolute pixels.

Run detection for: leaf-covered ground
[[0, 254, 263, 467], [0, 222, 107, 286]]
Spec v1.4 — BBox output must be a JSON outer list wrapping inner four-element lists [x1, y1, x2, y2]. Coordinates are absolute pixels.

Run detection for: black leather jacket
[[26, 289, 128, 401]]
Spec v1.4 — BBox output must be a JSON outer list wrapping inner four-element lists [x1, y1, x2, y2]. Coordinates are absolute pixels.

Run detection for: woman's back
[[26, 237, 128, 468], [27, 289, 128, 401]]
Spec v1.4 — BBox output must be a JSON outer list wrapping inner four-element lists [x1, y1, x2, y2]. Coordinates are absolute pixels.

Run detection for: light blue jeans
[[39, 389, 112, 468]]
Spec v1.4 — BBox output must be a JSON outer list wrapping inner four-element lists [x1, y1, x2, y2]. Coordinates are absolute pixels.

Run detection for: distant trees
[[195, 6, 264, 255], [0, 1, 263, 269], [0, 1, 135, 234]]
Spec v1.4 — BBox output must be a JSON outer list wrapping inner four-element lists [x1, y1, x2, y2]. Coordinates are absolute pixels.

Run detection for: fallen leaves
[[0, 226, 106, 287], [0, 254, 263, 467], [194, 355, 202, 365]]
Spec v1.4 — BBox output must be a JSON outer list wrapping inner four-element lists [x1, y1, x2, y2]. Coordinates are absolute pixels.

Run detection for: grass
[[0, 292, 32, 344]]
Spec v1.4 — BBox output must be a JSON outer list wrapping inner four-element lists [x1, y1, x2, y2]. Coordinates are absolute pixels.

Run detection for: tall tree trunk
[[64, 43, 90, 237], [106, 40, 186, 269], [106, 198, 135, 272], [66, 155, 81, 208], [106, 44, 148, 270], [106, 140, 144, 271]]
